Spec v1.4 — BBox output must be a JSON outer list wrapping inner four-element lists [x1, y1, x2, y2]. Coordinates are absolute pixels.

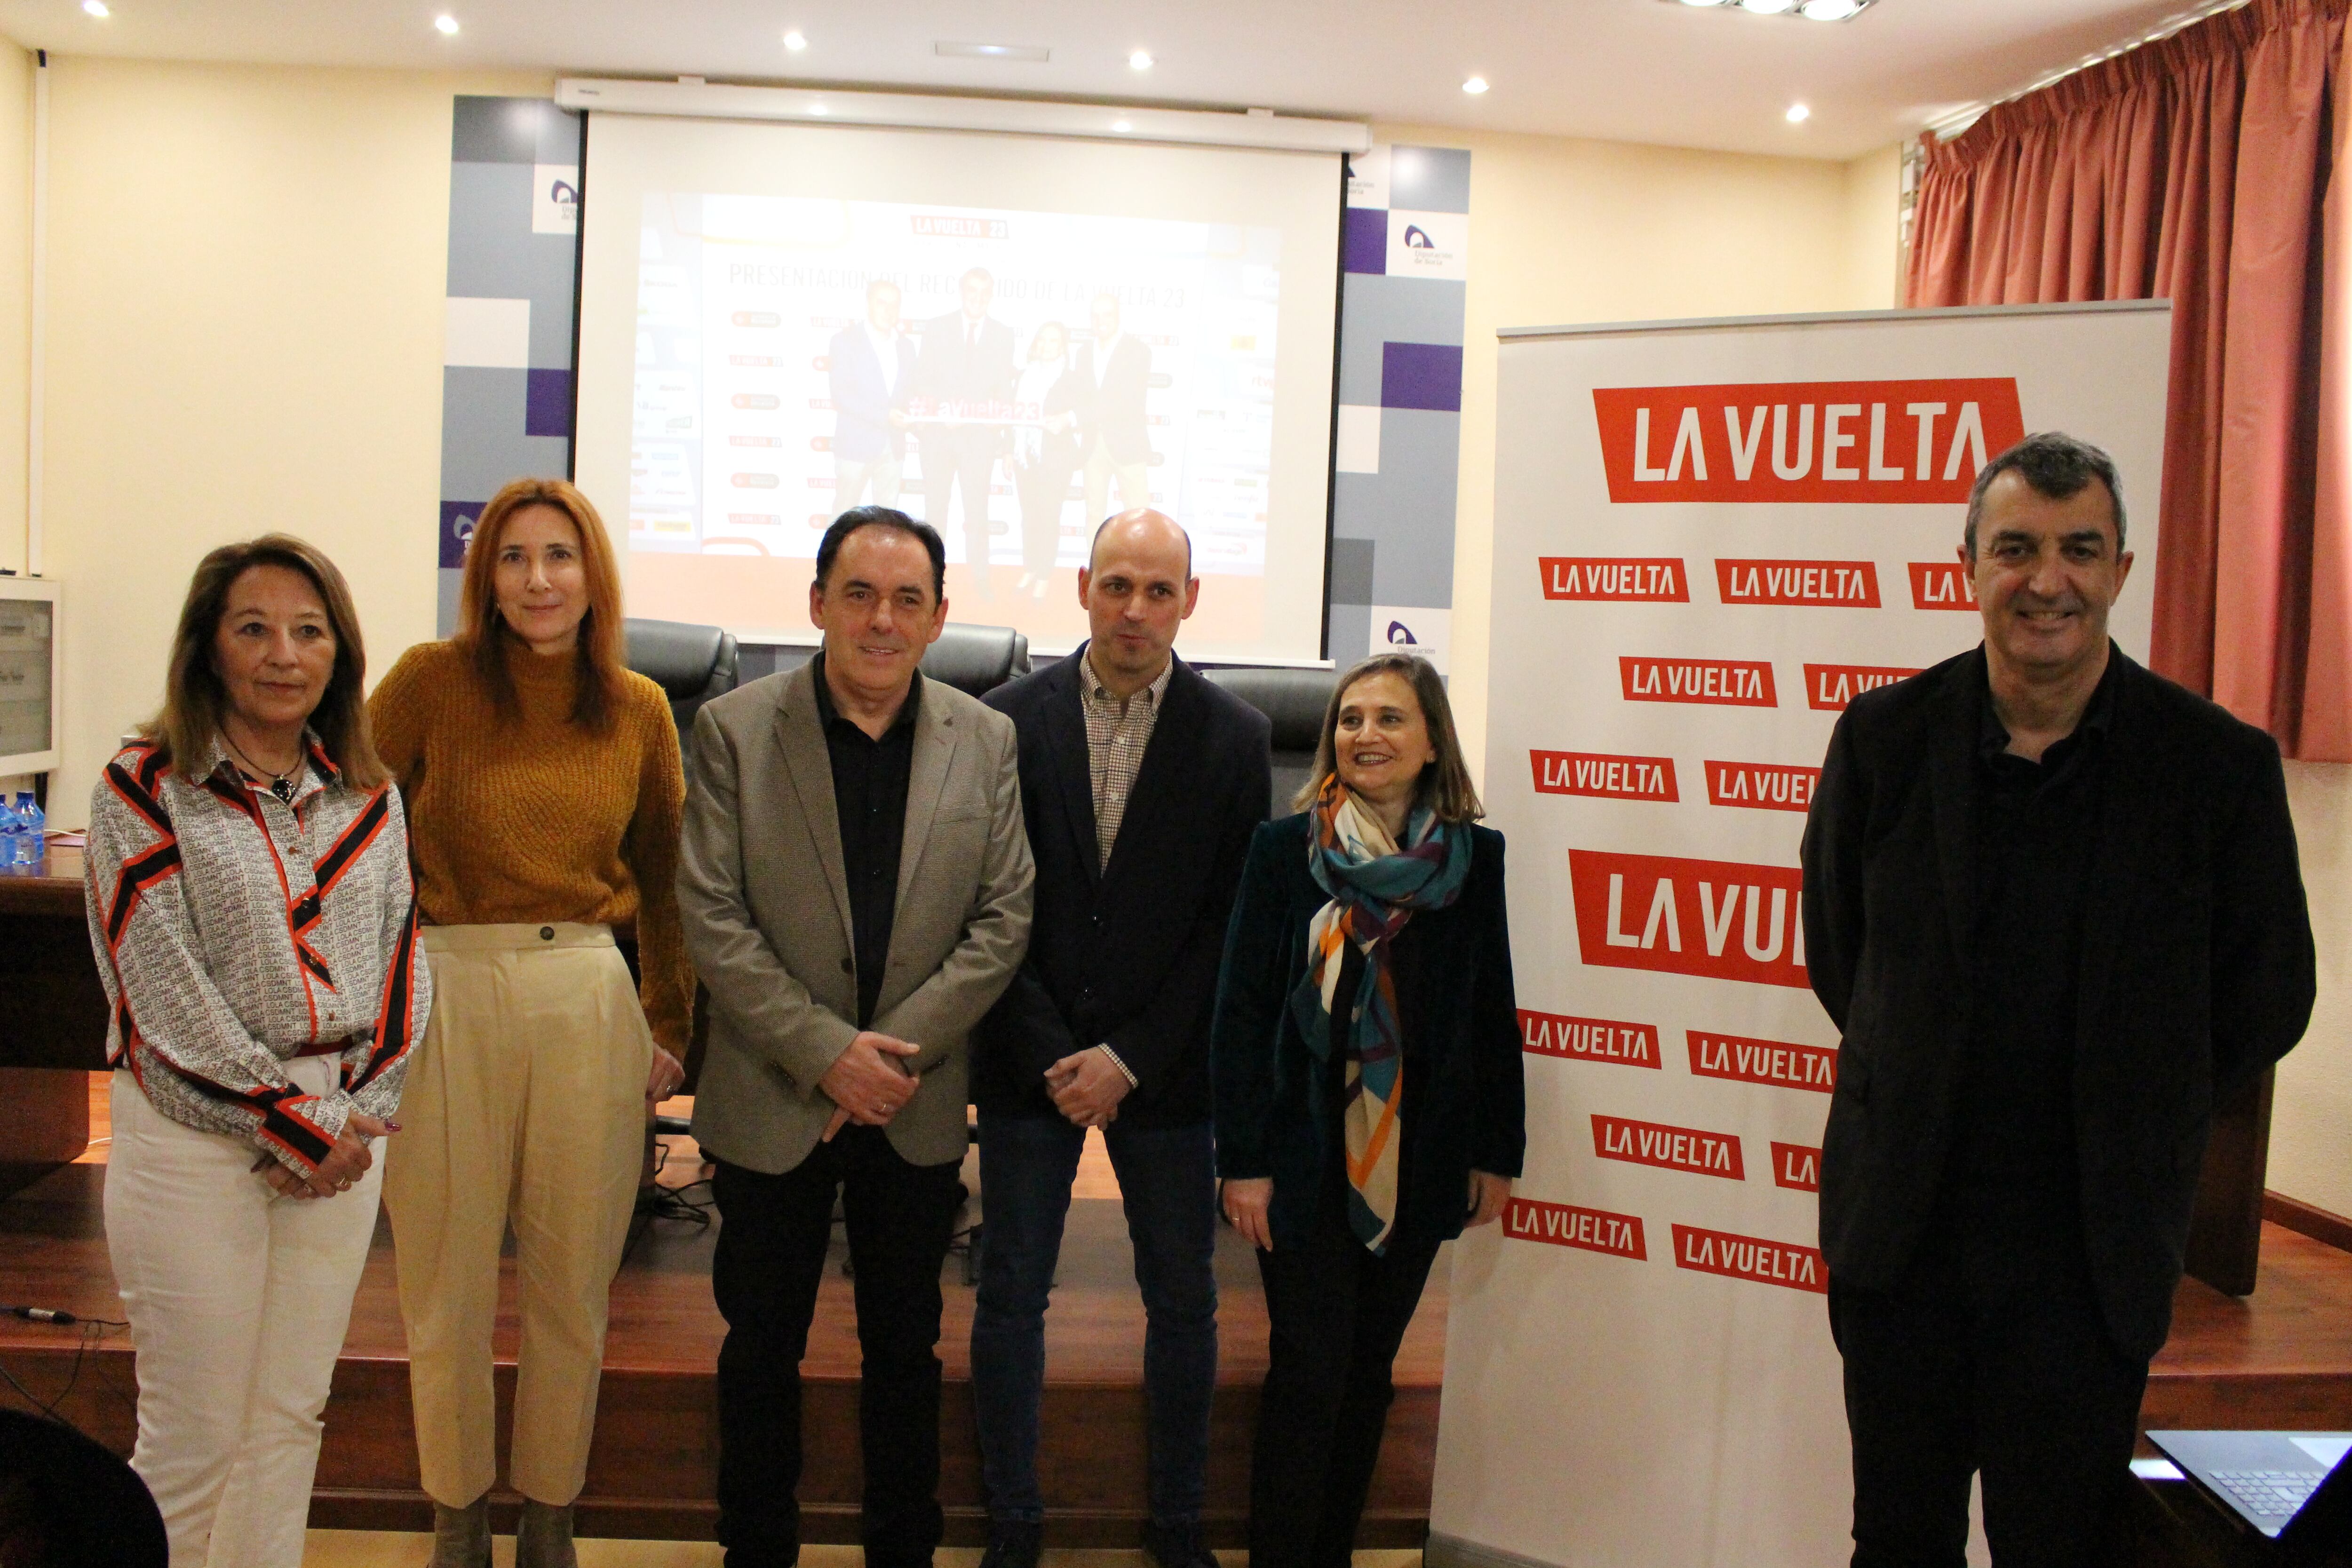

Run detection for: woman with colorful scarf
[[1210, 652, 1525, 1568]]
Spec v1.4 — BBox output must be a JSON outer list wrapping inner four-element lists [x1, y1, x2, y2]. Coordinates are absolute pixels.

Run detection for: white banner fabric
[[1430, 302, 2174, 1568]]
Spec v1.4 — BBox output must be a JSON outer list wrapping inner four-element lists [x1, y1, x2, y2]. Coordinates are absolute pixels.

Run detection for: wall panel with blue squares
[[436, 97, 584, 636], [1331, 143, 1470, 673]]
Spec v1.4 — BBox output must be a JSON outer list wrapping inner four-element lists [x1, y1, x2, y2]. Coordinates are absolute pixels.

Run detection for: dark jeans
[[1830, 1190, 2148, 1568], [1249, 1193, 1441, 1568], [969, 1110, 1218, 1526], [709, 1128, 964, 1568]]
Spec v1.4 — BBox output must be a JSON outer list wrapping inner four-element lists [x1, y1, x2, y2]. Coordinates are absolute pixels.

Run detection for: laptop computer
[[2146, 1429, 2352, 1550]]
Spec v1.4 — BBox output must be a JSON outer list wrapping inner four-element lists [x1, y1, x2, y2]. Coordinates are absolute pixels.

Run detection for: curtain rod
[[1923, 0, 2254, 142]]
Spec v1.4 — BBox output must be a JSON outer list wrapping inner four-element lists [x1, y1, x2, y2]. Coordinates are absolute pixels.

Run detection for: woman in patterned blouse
[[84, 535, 429, 1568]]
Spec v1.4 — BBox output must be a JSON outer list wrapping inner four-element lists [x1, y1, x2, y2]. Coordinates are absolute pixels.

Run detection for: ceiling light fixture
[[1128, 49, 1154, 71], [1462, 75, 1490, 95], [1112, 119, 1133, 132], [1662, 0, 1874, 15], [782, 29, 807, 51], [1740, 0, 1798, 13], [81, 0, 108, 14], [1678, 0, 1734, 6], [1787, 102, 1812, 122], [433, 13, 458, 33], [935, 40, 1052, 63], [1799, 0, 1863, 16], [808, 102, 828, 115]]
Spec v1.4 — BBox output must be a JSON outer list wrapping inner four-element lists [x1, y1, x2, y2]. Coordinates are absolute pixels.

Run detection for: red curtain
[[1909, 0, 2352, 760]]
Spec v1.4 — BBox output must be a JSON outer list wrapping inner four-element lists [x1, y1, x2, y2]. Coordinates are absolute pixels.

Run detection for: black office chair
[[920, 623, 1030, 696], [624, 618, 740, 779], [1200, 665, 1339, 813]]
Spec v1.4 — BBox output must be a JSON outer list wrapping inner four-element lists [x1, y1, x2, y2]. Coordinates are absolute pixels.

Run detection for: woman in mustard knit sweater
[[369, 478, 692, 1568]]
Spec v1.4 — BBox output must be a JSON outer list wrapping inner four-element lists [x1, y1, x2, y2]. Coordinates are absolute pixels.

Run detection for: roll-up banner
[[1431, 302, 2172, 1568]]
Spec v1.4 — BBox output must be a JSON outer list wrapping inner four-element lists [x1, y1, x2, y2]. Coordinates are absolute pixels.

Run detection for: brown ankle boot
[[516, 1498, 579, 1568], [428, 1496, 490, 1568]]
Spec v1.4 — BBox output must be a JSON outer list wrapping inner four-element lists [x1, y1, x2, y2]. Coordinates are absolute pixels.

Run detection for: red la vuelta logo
[[1804, 663, 1922, 711], [1519, 1009, 1662, 1069], [1620, 656, 1777, 708], [1670, 1223, 1828, 1293], [1909, 561, 1979, 611], [1566, 848, 1808, 989], [1506, 1198, 1648, 1260], [1591, 378, 2026, 504], [1704, 760, 1820, 814], [1771, 1142, 1823, 1192], [1531, 750, 1678, 802], [1592, 1114, 1746, 1181], [1539, 557, 1690, 602], [1686, 1029, 1838, 1095], [1715, 559, 1881, 608]]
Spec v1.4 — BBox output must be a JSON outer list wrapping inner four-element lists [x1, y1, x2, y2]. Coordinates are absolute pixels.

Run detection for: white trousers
[[103, 1056, 383, 1568]]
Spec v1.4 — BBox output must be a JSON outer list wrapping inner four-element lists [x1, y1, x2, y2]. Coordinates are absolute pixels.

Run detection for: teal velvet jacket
[[1209, 812, 1526, 1251]]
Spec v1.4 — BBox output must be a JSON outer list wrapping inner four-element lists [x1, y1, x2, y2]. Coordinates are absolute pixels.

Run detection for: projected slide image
[[629, 191, 1281, 628]]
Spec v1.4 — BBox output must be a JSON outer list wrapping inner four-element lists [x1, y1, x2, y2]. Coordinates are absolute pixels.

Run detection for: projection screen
[[573, 112, 1345, 662]]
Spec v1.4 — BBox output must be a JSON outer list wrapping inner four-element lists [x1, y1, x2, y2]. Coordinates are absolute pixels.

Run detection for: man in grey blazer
[[678, 505, 1033, 1568]]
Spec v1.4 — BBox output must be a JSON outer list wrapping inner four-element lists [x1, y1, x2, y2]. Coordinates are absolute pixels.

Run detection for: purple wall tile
[[525, 367, 573, 438], [439, 500, 484, 568], [1380, 342, 1463, 413], [1343, 208, 1388, 276]]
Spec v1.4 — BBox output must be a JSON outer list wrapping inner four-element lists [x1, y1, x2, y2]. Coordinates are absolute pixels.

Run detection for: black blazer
[[1801, 645, 2314, 1360], [1211, 814, 1526, 1251], [973, 650, 1271, 1127]]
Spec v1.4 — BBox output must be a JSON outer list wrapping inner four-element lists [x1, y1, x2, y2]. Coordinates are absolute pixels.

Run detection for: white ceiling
[[0, 0, 2212, 159]]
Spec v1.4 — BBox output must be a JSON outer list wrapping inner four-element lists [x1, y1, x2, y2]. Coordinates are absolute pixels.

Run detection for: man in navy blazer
[[827, 279, 920, 509], [969, 509, 1271, 1568], [1801, 433, 2314, 1565], [1074, 294, 1154, 525]]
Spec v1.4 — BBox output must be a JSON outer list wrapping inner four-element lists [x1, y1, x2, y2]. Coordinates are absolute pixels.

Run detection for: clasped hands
[[820, 1030, 922, 1141], [1045, 1046, 1129, 1130], [251, 1111, 390, 1200]]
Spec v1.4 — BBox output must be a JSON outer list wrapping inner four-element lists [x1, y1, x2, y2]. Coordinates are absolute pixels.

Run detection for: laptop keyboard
[[2212, 1469, 2321, 1517]]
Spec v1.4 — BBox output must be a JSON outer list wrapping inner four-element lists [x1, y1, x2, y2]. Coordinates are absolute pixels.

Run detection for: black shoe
[[1142, 1519, 1219, 1568], [980, 1520, 1043, 1568]]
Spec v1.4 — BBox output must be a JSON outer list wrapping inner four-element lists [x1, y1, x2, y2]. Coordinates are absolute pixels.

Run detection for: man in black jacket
[[969, 509, 1271, 1568], [1801, 432, 2314, 1566]]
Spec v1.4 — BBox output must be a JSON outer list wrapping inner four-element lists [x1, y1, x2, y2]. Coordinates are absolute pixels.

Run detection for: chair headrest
[[1200, 665, 1337, 752], [922, 623, 1025, 696], [625, 618, 730, 700]]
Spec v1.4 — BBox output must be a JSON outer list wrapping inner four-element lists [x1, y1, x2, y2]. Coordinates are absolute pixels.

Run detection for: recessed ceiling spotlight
[[808, 102, 828, 115], [1678, 0, 1734, 6], [1128, 49, 1153, 71], [1112, 119, 1133, 132], [782, 29, 808, 51], [433, 12, 458, 33], [935, 40, 1052, 62], [1800, 0, 1863, 16], [1786, 102, 1812, 122], [1462, 75, 1490, 95], [1739, 0, 1798, 12], [81, 0, 108, 15]]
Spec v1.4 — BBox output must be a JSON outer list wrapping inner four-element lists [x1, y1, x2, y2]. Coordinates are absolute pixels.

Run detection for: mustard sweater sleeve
[[626, 682, 695, 1055], [367, 645, 433, 791]]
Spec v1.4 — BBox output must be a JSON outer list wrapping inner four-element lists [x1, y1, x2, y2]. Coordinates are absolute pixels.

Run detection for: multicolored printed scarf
[[1290, 774, 1471, 1253]]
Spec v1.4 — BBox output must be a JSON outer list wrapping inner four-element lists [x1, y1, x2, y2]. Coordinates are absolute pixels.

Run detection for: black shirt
[[811, 653, 921, 1028], [1949, 655, 2119, 1193]]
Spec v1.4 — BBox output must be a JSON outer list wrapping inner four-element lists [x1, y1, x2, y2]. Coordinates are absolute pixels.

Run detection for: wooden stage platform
[[0, 1087, 1445, 1546], [7, 1075, 2352, 1548]]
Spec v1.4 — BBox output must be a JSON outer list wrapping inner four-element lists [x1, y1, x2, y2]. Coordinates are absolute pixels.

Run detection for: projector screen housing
[[573, 108, 1347, 664]]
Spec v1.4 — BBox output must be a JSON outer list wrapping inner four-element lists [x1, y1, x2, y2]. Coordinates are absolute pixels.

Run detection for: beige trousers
[[1083, 436, 1151, 524], [381, 923, 652, 1508]]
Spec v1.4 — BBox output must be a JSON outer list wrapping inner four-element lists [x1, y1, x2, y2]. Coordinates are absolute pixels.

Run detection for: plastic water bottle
[[0, 794, 18, 871], [12, 792, 41, 867]]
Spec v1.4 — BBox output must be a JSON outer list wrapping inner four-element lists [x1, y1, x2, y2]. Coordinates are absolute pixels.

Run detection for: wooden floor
[[12, 1075, 2352, 1546], [0, 1080, 1446, 1545]]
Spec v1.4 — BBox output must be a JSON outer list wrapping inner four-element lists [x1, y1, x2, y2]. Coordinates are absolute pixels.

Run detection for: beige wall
[[40, 56, 550, 827], [2273, 762, 2352, 1215]]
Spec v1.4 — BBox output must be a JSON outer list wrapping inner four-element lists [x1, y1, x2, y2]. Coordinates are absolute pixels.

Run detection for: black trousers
[[709, 1128, 964, 1568], [1830, 1190, 2149, 1568], [1249, 1195, 1442, 1568]]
